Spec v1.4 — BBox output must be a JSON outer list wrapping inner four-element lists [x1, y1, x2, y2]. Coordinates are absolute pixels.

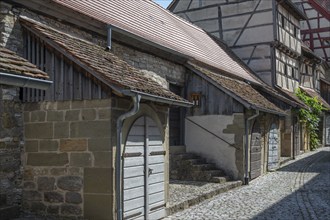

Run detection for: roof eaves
[[277, 0, 308, 20], [127, 90, 192, 107], [300, 86, 330, 111], [251, 105, 288, 116], [185, 63, 252, 109]]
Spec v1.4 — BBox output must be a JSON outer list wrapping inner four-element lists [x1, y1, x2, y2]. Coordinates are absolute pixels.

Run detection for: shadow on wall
[[251, 149, 330, 220]]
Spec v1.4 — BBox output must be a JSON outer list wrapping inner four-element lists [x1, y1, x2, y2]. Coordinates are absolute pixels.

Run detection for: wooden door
[[293, 117, 301, 156], [268, 123, 279, 171], [123, 116, 165, 220], [326, 116, 330, 145], [250, 121, 261, 180]]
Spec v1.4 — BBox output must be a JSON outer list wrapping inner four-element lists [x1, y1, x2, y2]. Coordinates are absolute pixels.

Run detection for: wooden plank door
[[268, 123, 279, 171], [250, 121, 261, 180], [123, 116, 165, 220], [326, 116, 330, 145], [293, 117, 301, 156]]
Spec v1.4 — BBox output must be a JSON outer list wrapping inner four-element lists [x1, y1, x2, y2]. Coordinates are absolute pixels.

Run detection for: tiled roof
[[51, 0, 261, 85], [188, 63, 286, 115], [300, 87, 330, 110], [20, 18, 190, 105], [0, 47, 48, 78]]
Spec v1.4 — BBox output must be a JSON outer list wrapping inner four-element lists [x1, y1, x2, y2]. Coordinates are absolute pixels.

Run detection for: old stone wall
[[0, 1, 23, 55], [23, 99, 113, 219], [0, 85, 22, 219]]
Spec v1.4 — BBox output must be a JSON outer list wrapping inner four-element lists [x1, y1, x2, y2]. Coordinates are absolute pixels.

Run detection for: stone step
[[0, 205, 20, 220], [171, 153, 199, 160], [169, 145, 186, 154], [184, 158, 206, 165], [191, 163, 216, 171], [0, 194, 6, 207], [210, 176, 229, 183], [191, 170, 225, 181]]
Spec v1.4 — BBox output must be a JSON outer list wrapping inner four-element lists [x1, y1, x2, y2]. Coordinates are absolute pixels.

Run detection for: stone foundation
[[23, 99, 113, 219]]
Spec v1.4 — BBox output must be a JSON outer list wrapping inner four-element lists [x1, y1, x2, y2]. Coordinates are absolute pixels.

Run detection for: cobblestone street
[[166, 147, 330, 220]]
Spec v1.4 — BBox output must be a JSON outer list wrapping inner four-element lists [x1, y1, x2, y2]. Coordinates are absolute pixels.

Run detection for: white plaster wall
[[185, 115, 239, 179]]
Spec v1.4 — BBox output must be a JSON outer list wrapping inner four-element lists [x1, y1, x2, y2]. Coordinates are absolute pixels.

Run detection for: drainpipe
[[244, 109, 259, 185], [107, 24, 112, 50], [116, 94, 141, 220]]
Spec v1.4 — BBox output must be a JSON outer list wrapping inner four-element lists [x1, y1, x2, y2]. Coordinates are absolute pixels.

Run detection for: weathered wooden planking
[[22, 29, 111, 102], [123, 196, 144, 212], [149, 191, 164, 205], [124, 157, 144, 168], [187, 72, 244, 116], [123, 186, 144, 201], [148, 182, 164, 195], [124, 176, 144, 190], [149, 208, 166, 220], [123, 207, 144, 220], [124, 165, 144, 178]]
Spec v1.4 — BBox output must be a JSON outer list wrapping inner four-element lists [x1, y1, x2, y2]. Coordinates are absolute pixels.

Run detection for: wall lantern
[[190, 93, 201, 106]]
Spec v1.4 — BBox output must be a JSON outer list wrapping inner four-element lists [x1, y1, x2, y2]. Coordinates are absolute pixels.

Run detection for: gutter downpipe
[[244, 109, 259, 185], [116, 94, 141, 220]]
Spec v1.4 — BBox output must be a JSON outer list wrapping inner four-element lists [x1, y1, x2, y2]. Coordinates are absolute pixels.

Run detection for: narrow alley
[[167, 147, 330, 220]]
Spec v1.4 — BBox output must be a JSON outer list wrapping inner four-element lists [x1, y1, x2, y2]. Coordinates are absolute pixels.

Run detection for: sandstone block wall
[[23, 99, 113, 219]]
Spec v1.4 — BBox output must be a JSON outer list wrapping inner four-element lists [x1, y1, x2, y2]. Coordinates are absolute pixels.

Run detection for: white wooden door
[[250, 121, 261, 180], [268, 123, 279, 171], [123, 116, 165, 220], [326, 116, 330, 145]]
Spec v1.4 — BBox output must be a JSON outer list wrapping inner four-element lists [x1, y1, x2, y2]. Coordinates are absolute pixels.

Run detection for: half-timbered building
[[293, 0, 330, 146], [169, 0, 322, 162]]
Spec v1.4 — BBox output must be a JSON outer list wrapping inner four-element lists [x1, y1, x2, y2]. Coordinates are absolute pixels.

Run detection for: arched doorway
[[123, 116, 165, 220], [268, 123, 279, 171], [250, 121, 261, 180]]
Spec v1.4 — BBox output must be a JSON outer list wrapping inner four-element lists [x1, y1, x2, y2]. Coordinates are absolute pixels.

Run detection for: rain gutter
[[0, 72, 52, 90], [116, 94, 141, 220], [244, 110, 259, 185], [126, 90, 192, 107]]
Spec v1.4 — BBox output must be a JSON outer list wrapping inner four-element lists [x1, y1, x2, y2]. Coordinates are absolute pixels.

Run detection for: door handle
[[148, 168, 153, 176]]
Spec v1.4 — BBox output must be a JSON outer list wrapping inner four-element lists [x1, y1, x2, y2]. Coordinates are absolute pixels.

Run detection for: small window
[[282, 16, 285, 29]]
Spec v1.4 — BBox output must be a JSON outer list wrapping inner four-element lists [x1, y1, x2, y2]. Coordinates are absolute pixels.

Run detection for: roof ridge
[[19, 16, 98, 48]]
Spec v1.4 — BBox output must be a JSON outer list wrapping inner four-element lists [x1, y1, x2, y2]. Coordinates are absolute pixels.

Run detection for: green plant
[[295, 88, 325, 150]]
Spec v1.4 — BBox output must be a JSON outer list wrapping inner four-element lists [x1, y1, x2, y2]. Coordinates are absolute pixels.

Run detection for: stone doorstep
[[0, 205, 20, 220], [167, 180, 242, 215]]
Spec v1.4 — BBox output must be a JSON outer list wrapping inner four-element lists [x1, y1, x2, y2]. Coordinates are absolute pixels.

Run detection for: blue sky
[[154, 0, 173, 8]]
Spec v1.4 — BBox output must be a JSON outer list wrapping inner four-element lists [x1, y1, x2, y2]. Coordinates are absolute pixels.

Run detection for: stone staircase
[[170, 146, 229, 183], [0, 194, 20, 220]]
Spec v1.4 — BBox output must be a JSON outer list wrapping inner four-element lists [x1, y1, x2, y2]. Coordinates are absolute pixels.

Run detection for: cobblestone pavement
[[168, 180, 242, 214], [166, 147, 330, 220]]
